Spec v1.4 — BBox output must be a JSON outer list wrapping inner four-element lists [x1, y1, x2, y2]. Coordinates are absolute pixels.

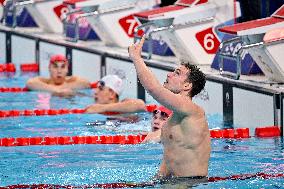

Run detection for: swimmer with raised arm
[[26, 54, 90, 97], [129, 36, 210, 185]]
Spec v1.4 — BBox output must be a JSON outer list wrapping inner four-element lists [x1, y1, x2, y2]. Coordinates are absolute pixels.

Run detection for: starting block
[[2, 0, 69, 33], [218, 5, 284, 82], [62, 0, 160, 47], [1, 0, 37, 27], [62, 0, 110, 41], [133, 0, 240, 64]]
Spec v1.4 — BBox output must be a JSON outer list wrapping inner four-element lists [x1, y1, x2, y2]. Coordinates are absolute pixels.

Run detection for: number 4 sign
[[119, 14, 143, 38], [195, 27, 220, 54]]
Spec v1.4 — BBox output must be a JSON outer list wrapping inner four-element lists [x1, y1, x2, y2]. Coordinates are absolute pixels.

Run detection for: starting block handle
[[218, 37, 244, 80]]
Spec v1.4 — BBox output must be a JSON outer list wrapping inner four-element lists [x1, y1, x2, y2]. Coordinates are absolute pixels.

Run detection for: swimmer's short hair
[[181, 62, 206, 98]]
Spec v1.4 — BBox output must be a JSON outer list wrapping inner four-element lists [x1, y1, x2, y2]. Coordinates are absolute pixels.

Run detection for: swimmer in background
[[85, 74, 145, 114], [142, 106, 172, 143], [26, 54, 90, 97]]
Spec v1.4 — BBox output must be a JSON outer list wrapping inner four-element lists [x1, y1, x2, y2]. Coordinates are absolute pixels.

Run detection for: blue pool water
[[0, 75, 283, 188]]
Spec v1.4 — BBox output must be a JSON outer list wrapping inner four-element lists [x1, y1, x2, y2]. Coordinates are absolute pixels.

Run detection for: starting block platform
[[133, 0, 241, 64], [218, 5, 284, 82], [61, 0, 160, 47]]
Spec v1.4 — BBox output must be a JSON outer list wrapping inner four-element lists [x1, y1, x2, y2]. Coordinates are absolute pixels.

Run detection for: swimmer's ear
[[183, 82, 192, 92], [109, 89, 118, 100]]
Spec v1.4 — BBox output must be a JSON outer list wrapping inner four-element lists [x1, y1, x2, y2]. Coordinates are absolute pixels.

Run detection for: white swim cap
[[100, 75, 123, 95]]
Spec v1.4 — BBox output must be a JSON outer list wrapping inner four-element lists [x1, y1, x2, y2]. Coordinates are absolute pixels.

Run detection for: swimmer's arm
[[129, 37, 200, 116], [141, 130, 161, 143], [66, 76, 91, 89], [26, 77, 57, 92], [26, 77, 75, 97], [85, 99, 146, 113]]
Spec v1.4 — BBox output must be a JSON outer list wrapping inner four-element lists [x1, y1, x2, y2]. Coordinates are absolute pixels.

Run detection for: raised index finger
[[137, 35, 146, 48]]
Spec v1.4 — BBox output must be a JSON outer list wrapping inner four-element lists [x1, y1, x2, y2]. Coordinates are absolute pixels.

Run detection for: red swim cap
[[49, 54, 68, 65], [154, 106, 173, 116]]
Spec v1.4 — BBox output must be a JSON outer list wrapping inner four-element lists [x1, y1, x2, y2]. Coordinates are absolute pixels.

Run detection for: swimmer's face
[[151, 110, 170, 132], [94, 81, 117, 104], [49, 61, 68, 85], [164, 65, 190, 94]]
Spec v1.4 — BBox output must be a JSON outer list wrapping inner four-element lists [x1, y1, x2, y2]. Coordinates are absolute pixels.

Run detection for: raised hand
[[128, 35, 146, 61]]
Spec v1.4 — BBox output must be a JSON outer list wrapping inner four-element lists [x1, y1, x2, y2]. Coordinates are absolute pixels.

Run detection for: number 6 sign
[[195, 27, 220, 54]]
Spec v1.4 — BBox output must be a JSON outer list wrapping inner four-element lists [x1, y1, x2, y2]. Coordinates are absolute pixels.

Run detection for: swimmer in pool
[[26, 54, 90, 97], [129, 36, 211, 184], [85, 74, 145, 114], [142, 106, 172, 143]]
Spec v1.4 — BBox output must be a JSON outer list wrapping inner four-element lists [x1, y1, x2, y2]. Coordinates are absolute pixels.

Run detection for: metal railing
[[218, 36, 266, 80], [2, 0, 56, 28], [133, 16, 214, 59], [63, 2, 136, 42]]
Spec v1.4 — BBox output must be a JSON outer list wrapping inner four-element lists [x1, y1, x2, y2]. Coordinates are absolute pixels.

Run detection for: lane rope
[[0, 135, 147, 146], [1, 172, 283, 188], [0, 104, 157, 118], [1, 126, 279, 147]]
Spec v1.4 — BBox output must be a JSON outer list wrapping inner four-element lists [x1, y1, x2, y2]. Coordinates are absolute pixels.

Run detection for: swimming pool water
[[0, 75, 283, 188], [0, 138, 283, 188]]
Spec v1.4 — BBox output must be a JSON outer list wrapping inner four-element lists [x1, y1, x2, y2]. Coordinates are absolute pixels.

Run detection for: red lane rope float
[[1, 172, 284, 189], [210, 128, 250, 139], [0, 82, 98, 93], [0, 104, 156, 118], [20, 63, 39, 72], [0, 135, 147, 147], [0, 108, 86, 118], [0, 63, 38, 73], [0, 87, 29, 92], [208, 172, 284, 182], [145, 104, 157, 112], [0, 182, 155, 189], [255, 126, 281, 137], [0, 63, 16, 72]]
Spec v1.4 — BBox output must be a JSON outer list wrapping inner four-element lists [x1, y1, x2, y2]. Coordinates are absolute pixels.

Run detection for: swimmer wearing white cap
[[85, 74, 145, 114]]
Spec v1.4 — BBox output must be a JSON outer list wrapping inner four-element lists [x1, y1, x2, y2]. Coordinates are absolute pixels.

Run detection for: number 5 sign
[[195, 27, 220, 54], [119, 14, 142, 38]]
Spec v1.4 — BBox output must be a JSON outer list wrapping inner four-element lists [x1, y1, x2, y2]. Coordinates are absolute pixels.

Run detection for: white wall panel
[[0, 32, 6, 63], [233, 88, 274, 130], [72, 50, 101, 82], [39, 42, 65, 77], [11, 35, 36, 67], [193, 81, 223, 116]]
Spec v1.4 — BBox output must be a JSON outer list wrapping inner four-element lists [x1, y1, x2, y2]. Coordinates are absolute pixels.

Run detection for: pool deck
[[2, 26, 283, 91]]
